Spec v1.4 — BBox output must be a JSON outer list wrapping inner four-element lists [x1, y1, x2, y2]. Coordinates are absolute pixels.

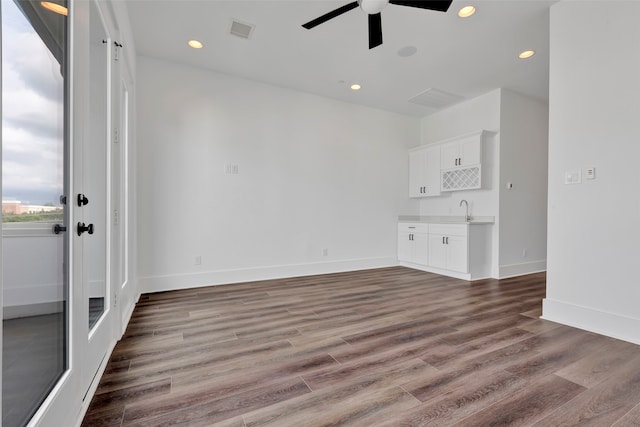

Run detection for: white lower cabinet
[[397, 223, 429, 265], [398, 221, 491, 280], [428, 224, 468, 273]]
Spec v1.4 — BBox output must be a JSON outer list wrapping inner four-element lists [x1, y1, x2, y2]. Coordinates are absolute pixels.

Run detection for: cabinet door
[[428, 234, 447, 269], [398, 231, 412, 262], [408, 150, 424, 198], [412, 232, 429, 265], [409, 146, 441, 198], [423, 145, 441, 197], [446, 235, 469, 273], [459, 137, 481, 166], [440, 141, 459, 169]]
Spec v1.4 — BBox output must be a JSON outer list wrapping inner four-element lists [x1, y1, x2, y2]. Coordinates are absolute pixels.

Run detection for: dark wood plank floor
[[82, 267, 640, 426]]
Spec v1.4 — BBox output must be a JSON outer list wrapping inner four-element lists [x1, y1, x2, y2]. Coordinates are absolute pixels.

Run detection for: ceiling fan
[[302, 0, 453, 49]]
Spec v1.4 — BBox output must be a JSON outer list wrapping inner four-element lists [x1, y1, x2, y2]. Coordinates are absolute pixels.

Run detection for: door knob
[[77, 194, 89, 206], [53, 224, 67, 234], [77, 222, 94, 236]]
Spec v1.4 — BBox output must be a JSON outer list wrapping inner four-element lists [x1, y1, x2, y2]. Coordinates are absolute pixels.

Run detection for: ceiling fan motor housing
[[358, 0, 389, 14]]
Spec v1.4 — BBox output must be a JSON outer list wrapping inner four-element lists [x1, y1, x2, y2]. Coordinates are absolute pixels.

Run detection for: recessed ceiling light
[[188, 40, 203, 49], [519, 50, 535, 59], [40, 1, 68, 16], [350, 84, 361, 91], [458, 5, 476, 18]]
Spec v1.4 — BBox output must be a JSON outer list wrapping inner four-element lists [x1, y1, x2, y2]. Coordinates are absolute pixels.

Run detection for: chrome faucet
[[459, 199, 471, 222]]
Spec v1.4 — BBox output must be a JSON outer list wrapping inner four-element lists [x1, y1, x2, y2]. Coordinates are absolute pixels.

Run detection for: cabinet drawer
[[398, 223, 429, 233], [428, 223, 468, 237]]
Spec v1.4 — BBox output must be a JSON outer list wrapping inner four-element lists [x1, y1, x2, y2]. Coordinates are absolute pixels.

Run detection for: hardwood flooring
[[82, 267, 640, 426]]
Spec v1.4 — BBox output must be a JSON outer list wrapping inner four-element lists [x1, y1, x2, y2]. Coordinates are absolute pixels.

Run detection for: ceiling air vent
[[408, 88, 465, 110], [229, 19, 255, 39]]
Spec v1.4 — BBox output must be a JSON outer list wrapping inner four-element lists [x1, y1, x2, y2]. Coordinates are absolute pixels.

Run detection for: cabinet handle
[[446, 236, 449, 244], [442, 236, 445, 244]]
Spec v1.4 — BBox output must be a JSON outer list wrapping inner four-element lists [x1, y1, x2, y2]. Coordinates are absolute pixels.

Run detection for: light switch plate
[[565, 170, 581, 185]]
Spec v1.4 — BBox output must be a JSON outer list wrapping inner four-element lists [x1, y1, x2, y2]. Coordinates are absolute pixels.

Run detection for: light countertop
[[398, 215, 495, 225]]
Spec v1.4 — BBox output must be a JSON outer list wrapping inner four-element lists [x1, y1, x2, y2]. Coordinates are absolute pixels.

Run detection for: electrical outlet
[[195, 256, 202, 265], [322, 248, 328, 257]]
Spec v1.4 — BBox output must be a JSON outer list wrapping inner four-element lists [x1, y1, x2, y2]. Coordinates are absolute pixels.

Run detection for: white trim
[[74, 339, 117, 427], [498, 259, 546, 279], [400, 261, 477, 281], [119, 294, 136, 338], [2, 221, 60, 237], [138, 257, 397, 294], [3, 282, 64, 308], [542, 298, 640, 345], [3, 302, 63, 319]]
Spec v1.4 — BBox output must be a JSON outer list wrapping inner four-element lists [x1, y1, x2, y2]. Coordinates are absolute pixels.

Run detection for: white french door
[[78, 0, 113, 399], [1, 0, 119, 425]]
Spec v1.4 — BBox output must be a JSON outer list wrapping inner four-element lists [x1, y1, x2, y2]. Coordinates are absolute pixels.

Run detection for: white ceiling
[[125, 0, 556, 117]]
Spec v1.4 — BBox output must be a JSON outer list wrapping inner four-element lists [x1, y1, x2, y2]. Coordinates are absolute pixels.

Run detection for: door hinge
[[114, 128, 119, 144], [114, 41, 123, 61]]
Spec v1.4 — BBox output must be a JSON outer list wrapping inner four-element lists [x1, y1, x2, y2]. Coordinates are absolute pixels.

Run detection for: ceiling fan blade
[[302, 1, 359, 29], [368, 13, 383, 49], [389, 0, 453, 12]]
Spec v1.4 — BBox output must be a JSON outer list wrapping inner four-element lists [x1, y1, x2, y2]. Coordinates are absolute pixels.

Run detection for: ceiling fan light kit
[[302, 0, 453, 49]]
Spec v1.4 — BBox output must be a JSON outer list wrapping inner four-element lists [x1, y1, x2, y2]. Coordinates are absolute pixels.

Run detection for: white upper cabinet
[[408, 145, 441, 198], [440, 131, 484, 192], [440, 132, 482, 169]]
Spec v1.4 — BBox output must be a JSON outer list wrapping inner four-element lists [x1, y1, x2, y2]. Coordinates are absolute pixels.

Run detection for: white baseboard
[[499, 259, 546, 279], [75, 339, 118, 427], [138, 257, 398, 294], [399, 262, 473, 281], [542, 298, 640, 345], [120, 299, 136, 338]]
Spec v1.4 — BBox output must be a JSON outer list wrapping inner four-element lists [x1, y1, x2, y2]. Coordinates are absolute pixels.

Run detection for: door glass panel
[[87, 1, 108, 332], [2, 0, 68, 426]]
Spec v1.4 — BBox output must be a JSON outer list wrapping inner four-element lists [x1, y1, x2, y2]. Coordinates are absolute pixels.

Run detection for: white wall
[[543, 1, 640, 344], [418, 89, 549, 279], [418, 90, 501, 218], [419, 90, 501, 276], [136, 56, 419, 293], [2, 227, 63, 317], [498, 90, 548, 277]]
